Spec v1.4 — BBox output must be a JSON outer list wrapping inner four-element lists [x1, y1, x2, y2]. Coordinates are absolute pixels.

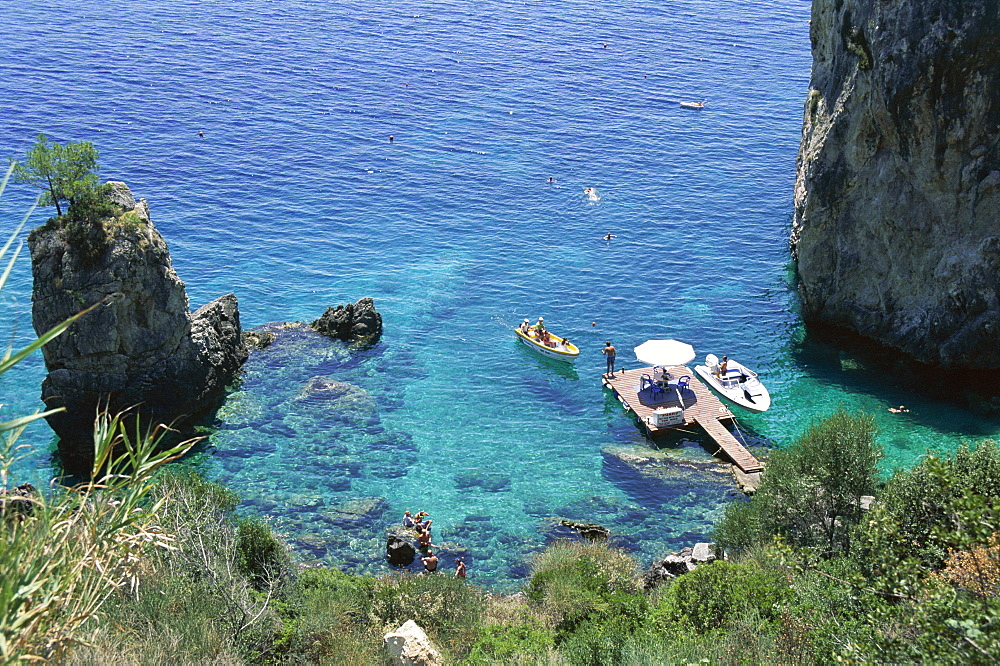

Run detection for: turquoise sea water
[[2, 0, 998, 588]]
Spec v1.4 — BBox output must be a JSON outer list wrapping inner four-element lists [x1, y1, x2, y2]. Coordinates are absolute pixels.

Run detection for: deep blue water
[[1, 0, 998, 589]]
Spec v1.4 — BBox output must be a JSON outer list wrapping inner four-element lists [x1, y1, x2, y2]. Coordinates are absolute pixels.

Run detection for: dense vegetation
[[4, 407, 1000, 663]]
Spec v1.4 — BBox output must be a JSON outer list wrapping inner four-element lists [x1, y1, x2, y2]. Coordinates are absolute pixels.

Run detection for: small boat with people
[[514, 317, 579, 362], [680, 100, 705, 109], [693, 354, 770, 412]]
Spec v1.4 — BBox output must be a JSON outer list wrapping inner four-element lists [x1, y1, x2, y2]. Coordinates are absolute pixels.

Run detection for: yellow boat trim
[[514, 327, 580, 356]]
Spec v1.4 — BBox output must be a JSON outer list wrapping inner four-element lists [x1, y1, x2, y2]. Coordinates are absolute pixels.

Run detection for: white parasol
[[633, 339, 696, 367]]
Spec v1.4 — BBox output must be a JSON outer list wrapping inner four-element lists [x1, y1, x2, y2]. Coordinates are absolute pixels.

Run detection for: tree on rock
[[9, 134, 101, 216]]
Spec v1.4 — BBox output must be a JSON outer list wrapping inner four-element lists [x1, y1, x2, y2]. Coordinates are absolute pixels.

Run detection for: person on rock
[[421, 550, 438, 573], [417, 528, 433, 550], [402, 510, 416, 528], [455, 557, 467, 579]]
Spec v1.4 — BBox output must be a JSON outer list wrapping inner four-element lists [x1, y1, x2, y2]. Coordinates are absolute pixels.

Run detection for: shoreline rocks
[[643, 542, 719, 589]]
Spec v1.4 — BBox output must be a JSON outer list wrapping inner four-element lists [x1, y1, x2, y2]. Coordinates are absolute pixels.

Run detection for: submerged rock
[[453, 471, 512, 493], [295, 376, 379, 425], [792, 0, 1000, 368], [322, 496, 390, 528], [560, 520, 610, 541], [311, 297, 383, 345], [28, 182, 247, 456]]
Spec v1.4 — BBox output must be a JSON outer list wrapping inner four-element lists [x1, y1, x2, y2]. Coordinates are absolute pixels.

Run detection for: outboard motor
[[705, 354, 719, 375]]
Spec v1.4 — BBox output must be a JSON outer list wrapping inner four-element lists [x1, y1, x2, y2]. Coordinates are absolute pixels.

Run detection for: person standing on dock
[[603, 341, 617, 377]]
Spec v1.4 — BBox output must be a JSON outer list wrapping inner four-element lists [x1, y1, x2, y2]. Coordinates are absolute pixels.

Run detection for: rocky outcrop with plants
[[791, 0, 1000, 367], [28, 181, 247, 455]]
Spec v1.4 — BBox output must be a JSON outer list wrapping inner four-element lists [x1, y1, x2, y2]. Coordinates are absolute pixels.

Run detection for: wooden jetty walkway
[[601, 365, 763, 473]]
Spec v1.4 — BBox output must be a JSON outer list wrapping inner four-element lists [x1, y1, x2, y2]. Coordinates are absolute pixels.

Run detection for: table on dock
[[601, 366, 763, 473]]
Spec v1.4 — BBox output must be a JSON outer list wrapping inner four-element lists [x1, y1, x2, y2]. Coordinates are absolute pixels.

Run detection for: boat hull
[[514, 327, 579, 362], [694, 360, 770, 412]]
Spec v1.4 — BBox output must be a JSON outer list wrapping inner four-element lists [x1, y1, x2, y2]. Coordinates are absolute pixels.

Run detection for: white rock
[[384, 620, 442, 666]]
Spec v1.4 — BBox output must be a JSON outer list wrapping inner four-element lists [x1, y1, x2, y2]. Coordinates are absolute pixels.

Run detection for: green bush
[[269, 568, 380, 664], [371, 573, 486, 660], [855, 440, 1000, 568], [715, 408, 881, 556], [464, 621, 555, 664], [236, 516, 291, 589], [652, 560, 791, 634], [556, 590, 651, 665]]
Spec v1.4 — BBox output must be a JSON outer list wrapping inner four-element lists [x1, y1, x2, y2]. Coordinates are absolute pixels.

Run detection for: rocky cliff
[[29, 182, 248, 454], [791, 0, 1000, 367]]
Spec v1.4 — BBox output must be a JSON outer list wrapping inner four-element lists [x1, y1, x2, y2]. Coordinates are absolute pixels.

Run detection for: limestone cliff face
[[791, 0, 1000, 367], [29, 182, 248, 451]]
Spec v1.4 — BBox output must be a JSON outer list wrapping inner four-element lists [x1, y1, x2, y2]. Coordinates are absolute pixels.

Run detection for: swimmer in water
[[583, 187, 600, 201], [603, 232, 617, 242]]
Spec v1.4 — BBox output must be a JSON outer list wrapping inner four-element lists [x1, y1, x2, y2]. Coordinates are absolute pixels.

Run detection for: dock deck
[[601, 366, 763, 473]]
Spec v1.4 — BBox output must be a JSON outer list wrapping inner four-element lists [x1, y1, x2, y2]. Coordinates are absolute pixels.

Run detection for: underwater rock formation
[[792, 0, 1000, 368], [311, 297, 383, 345], [28, 182, 247, 455]]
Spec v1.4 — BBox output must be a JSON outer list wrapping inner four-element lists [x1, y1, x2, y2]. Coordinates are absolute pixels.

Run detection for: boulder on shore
[[387, 529, 417, 566], [28, 181, 248, 459], [384, 620, 442, 666], [643, 542, 719, 589]]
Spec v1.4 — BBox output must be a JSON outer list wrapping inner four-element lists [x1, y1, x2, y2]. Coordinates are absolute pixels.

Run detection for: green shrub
[[156, 467, 240, 513], [464, 621, 555, 664], [236, 516, 291, 589], [652, 560, 791, 634], [270, 569, 380, 665], [855, 440, 1000, 568], [715, 408, 881, 556], [371, 573, 486, 660], [556, 590, 651, 665]]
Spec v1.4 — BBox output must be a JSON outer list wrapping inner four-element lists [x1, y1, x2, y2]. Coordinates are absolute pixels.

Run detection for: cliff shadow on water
[[794, 322, 1000, 433]]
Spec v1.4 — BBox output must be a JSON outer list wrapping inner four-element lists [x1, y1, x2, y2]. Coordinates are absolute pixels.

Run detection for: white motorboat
[[694, 354, 771, 412]]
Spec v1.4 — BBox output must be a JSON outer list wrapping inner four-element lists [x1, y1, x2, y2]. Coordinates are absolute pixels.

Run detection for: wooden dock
[[601, 366, 763, 473]]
